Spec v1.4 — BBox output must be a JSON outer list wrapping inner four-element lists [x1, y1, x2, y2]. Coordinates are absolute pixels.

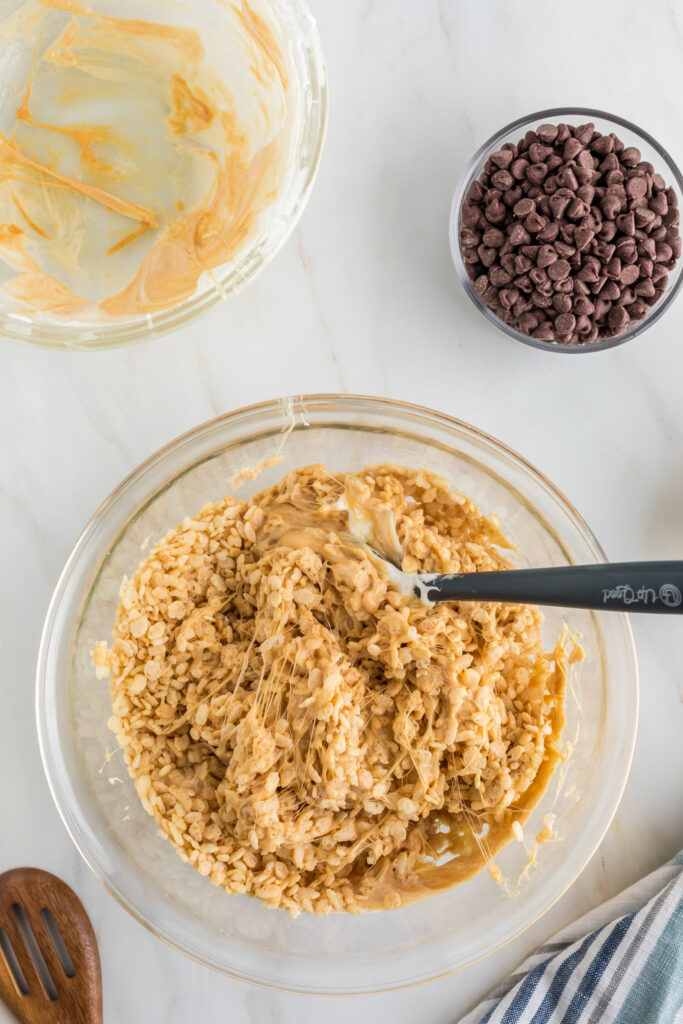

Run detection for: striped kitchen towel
[[458, 851, 683, 1024]]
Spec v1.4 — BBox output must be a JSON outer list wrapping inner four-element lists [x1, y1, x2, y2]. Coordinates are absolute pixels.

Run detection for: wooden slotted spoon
[[0, 868, 102, 1024]]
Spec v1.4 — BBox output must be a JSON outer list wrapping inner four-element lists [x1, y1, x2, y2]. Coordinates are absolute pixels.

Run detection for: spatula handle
[[421, 561, 683, 613]]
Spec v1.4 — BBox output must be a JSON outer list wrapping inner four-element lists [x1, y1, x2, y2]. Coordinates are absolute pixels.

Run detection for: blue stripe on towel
[[458, 853, 683, 1024]]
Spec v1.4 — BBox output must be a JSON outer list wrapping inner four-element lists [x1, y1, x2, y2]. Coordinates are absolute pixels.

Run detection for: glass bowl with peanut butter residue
[[0, 0, 326, 348], [37, 396, 639, 993]]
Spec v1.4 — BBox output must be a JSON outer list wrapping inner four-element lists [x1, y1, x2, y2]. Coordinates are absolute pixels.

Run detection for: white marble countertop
[[2, 1, 683, 1021]]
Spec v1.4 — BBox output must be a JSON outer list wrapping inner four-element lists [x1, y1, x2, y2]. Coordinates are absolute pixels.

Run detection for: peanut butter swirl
[[0, 0, 291, 319], [95, 465, 573, 916]]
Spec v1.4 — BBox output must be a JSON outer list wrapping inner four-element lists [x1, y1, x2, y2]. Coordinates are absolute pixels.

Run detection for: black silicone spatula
[[383, 560, 683, 613]]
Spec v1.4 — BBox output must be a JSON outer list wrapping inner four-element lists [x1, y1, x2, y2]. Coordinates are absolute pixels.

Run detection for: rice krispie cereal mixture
[[94, 465, 570, 915]]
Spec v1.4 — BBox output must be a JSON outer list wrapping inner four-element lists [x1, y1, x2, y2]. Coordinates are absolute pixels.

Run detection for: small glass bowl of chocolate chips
[[450, 108, 683, 351]]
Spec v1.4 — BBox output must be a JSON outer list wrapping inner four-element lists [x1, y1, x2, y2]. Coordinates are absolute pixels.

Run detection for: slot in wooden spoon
[[0, 868, 102, 1024]]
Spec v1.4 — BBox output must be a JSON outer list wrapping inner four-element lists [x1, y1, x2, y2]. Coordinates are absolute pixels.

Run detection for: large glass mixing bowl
[[36, 395, 638, 993]]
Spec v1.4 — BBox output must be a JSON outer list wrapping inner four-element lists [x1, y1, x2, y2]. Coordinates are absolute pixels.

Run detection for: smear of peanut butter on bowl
[[0, 0, 292, 320]]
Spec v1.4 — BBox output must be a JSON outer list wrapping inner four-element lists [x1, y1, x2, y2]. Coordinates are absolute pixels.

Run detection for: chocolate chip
[[537, 221, 560, 243], [528, 142, 551, 164], [490, 266, 513, 287], [608, 305, 630, 333], [557, 167, 579, 191], [499, 287, 520, 309], [537, 124, 559, 144], [577, 150, 596, 173], [574, 123, 595, 146], [513, 255, 532, 274], [627, 300, 647, 320], [634, 278, 656, 298], [619, 263, 639, 286], [605, 256, 622, 280], [524, 212, 545, 234], [491, 170, 514, 191], [634, 207, 656, 229], [536, 244, 557, 268], [593, 241, 616, 263], [508, 224, 531, 246], [594, 297, 612, 319], [563, 138, 583, 161], [547, 259, 571, 281], [491, 148, 514, 169], [601, 194, 623, 220], [626, 176, 648, 200], [599, 221, 618, 243], [514, 273, 533, 293], [577, 261, 599, 284], [519, 311, 539, 332], [621, 147, 641, 167], [573, 227, 594, 253], [513, 198, 536, 218], [555, 312, 576, 335], [591, 135, 614, 155], [459, 121, 680, 344], [573, 296, 595, 315], [531, 289, 553, 308], [567, 197, 589, 220], [600, 153, 620, 174], [529, 263, 549, 283], [462, 202, 481, 228], [639, 237, 657, 260], [482, 227, 506, 248], [655, 242, 673, 262], [548, 192, 571, 219], [650, 192, 669, 217], [511, 158, 530, 180], [554, 240, 576, 259], [485, 198, 508, 224], [553, 293, 572, 313], [532, 322, 555, 340], [526, 163, 549, 184], [467, 181, 484, 203]]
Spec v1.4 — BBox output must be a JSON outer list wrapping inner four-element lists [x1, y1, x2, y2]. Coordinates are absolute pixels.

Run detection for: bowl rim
[[35, 393, 640, 993], [449, 105, 683, 354], [0, 0, 328, 351]]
